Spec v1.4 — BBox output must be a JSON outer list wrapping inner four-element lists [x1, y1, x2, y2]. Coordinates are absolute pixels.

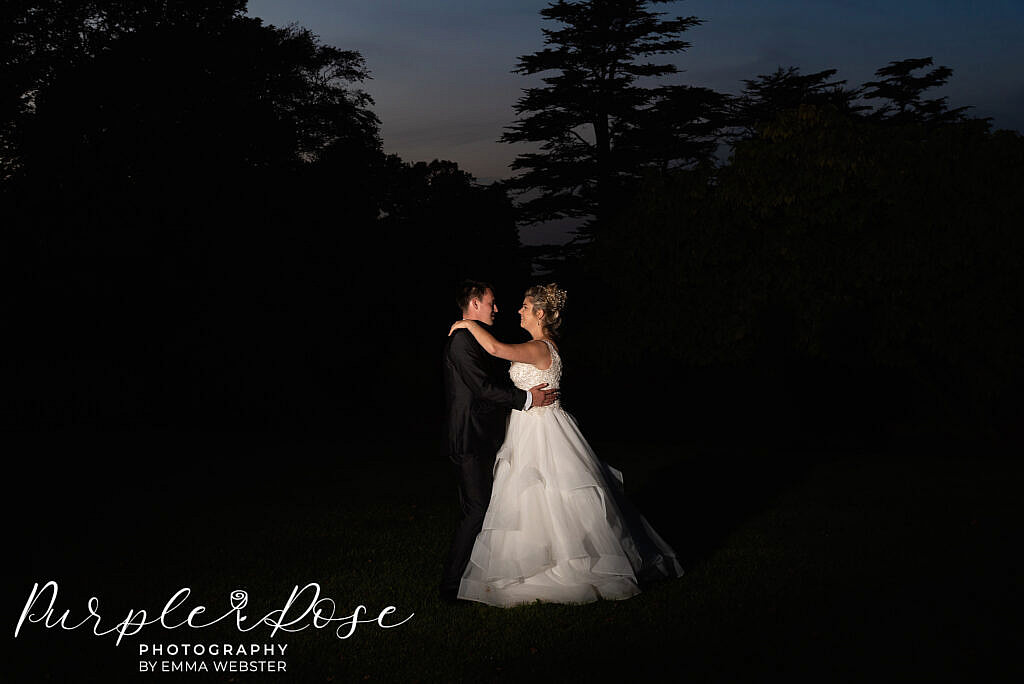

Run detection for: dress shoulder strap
[[540, 339, 559, 358]]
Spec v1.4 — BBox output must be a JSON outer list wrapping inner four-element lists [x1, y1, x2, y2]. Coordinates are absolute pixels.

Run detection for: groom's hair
[[456, 280, 493, 312]]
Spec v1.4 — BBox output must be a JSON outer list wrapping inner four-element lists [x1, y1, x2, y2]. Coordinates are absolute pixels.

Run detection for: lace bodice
[[510, 339, 561, 410]]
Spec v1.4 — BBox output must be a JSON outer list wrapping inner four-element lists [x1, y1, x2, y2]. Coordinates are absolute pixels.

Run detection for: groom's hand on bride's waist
[[528, 383, 559, 408]]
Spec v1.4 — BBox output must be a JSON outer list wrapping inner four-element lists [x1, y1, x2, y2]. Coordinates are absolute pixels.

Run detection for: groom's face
[[468, 288, 497, 326]]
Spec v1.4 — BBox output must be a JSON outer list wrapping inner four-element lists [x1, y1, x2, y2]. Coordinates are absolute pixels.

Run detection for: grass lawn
[[10, 433, 1021, 681]]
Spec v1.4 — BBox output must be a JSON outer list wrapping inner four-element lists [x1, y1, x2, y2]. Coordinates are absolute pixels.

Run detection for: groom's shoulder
[[448, 328, 472, 346], [447, 329, 479, 356]]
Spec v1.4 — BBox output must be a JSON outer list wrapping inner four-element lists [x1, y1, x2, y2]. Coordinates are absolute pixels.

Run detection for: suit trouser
[[440, 452, 495, 593]]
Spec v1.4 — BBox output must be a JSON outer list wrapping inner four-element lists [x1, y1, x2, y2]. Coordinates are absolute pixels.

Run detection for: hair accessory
[[544, 284, 567, 311]]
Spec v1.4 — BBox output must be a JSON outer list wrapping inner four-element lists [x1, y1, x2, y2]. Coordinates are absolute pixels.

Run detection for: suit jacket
[[443, 326, 527, 461]]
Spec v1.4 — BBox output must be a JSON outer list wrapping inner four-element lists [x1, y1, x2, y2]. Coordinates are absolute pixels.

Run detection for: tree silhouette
[[862, 57, 973, 125], [1, 1, 387, 429], [502, 0, 708, 236], [573, 66, 1023, 447], [618, 84, 730, 172], [378, 157, 526, 290], [732, 65, 866, 140], [1, 1, 251, 178]]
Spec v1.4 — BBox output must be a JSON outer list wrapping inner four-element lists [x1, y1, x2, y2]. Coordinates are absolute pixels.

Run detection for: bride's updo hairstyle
[[524, 283, 567, 338]]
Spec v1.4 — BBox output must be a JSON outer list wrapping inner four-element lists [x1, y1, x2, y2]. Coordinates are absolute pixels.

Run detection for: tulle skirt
[[458, 404, 683, 607]]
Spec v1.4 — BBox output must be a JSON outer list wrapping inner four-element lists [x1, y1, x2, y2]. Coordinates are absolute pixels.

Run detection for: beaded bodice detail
[[509, 339, 561, 410]]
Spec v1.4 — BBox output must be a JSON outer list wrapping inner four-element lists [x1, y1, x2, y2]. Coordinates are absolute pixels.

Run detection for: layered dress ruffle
[[458, 341, 682, 607]]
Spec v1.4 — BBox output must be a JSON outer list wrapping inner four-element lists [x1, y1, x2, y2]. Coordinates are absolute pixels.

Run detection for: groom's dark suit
[[441, 325, 527, 596]]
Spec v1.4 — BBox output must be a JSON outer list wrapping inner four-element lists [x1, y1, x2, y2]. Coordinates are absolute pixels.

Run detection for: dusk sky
[[245, 0, 1024, 242]]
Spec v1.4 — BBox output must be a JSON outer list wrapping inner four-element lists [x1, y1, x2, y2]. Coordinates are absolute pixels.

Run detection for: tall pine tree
[[502, 0, 711, 238]]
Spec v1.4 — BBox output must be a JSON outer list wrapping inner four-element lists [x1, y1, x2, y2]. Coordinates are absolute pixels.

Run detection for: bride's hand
[[449, 320, 472, 336]]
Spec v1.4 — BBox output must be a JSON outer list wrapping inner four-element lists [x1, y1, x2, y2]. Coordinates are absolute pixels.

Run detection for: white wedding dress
[[458, 339, 683, 607]]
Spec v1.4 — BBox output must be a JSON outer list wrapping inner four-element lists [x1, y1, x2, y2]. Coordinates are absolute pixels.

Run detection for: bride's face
[[518, 298, 540, 331]]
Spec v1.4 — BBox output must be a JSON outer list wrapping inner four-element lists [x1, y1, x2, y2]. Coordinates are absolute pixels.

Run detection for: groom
[[440, 280, 557, 603]]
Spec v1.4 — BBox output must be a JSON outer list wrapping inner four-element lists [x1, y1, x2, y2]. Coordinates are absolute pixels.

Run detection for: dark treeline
[[3, 1, 1021, 454], [2, 1, 525, 436], [559, 69, 1023, 452], [568, 102, 1023, 452], [503, 2, 1023, 453]]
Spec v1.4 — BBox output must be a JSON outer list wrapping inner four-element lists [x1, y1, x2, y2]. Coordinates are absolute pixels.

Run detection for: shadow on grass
[[592, 440, 816, 572]]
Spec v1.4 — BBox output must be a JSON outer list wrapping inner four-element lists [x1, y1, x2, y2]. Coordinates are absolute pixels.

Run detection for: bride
[[448, 283, 683, 607]]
